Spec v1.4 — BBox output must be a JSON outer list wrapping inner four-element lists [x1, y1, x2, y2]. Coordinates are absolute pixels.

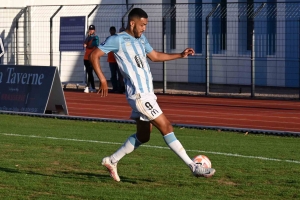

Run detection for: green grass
[[0, 114, 299, 200]]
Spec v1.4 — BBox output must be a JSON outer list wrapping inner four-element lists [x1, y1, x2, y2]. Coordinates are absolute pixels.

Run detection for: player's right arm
[[89, 48, 108, 97], [90, 34, 119, 97], [147, 48, 195, 62]]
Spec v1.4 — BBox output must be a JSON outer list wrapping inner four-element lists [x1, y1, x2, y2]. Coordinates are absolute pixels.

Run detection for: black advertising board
[[0, 65, 68, 114]]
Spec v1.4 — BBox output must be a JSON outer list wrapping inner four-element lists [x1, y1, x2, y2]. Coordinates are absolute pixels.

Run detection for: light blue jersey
[[99, 32, 154, 99]]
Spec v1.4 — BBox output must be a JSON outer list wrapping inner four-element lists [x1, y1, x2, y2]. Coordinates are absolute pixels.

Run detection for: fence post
[[251, 27, 255, 98], [205, 4, 220, 96], [162, 5, 176, 94], [251, 3, 266, 98], [205, 17, 209, 95], [24, 7, 30, 65], [162, 17, 166, 94], [121, 5, 134, 31], [15, 7, 27, 65], [50, 6, 63, 67]]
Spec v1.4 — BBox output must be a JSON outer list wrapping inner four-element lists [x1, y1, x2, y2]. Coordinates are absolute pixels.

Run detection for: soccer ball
[[192, 155, 212, 168]]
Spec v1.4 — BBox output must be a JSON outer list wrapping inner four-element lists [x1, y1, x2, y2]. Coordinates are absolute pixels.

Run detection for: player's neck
[[125, 29, 134, 37]]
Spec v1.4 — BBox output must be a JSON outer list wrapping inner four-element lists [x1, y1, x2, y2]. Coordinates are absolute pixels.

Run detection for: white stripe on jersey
[[100, 32, 154, 99]]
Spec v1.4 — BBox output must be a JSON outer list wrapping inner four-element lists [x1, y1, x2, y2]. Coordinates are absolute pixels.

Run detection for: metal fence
[[1, 2, 300, 99]]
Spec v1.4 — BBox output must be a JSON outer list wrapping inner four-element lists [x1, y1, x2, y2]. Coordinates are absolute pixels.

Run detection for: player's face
[[132, 17, 148, 38]]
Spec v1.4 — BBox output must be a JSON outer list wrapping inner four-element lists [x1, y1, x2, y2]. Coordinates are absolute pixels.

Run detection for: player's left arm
[[147, 48, 195, 62]]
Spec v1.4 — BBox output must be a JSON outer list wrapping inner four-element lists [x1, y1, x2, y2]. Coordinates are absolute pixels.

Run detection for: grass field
[[0, 114, 299, 200]]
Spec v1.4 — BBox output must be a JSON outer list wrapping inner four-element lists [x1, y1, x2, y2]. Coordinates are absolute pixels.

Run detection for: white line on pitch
[[1, 132, 300, 164]]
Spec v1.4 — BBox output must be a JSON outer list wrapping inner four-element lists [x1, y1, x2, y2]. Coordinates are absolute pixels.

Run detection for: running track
[[64, 90, 300, 134]]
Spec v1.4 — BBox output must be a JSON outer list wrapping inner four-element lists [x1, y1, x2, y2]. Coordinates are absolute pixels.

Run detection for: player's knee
[[164, 121, 173, 133], [136, 133, 150, 143], [141, 137, 150, 143]]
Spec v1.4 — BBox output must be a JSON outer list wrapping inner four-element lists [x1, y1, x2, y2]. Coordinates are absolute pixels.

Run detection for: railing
[[0, 2, 299, 99]]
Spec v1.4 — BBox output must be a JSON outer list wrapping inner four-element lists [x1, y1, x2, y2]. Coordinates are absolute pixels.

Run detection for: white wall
[[1, 0, 295, 87], [2, 0, 119, 7], [1, 0, 170, 7]]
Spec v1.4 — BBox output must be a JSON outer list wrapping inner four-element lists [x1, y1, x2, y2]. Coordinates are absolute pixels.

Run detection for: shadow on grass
[[68, 171, 155, 184], [0, 167, 21, 174], [0, 166, 154, 184]]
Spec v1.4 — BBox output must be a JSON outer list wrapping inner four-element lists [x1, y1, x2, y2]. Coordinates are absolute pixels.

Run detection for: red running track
[[64, 90, 300, 133]]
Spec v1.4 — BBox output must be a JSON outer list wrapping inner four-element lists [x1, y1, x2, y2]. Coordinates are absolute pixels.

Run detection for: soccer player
[[90, 8, 216, 182]]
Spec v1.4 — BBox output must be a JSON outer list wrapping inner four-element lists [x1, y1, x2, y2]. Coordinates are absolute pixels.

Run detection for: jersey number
[[145, 102, 159, 116]]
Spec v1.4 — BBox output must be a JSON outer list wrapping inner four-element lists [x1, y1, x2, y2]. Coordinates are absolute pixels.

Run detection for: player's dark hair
[[128, 8, 148, 21]]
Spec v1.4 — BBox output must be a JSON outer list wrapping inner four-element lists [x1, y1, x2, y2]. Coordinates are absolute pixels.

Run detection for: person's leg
[[83, 60, 90, 93], [116, 66, 125, 93], [135, 93, 215, 177], [102, 119, 151, 182], [133, 93, 193, 167], [109, 62, 118, 92], [111, 119, 150, 163], [151, 113, 215, 178], [84, 60, 89, 86], [151, 114, 194, 167], [88, 63, 96, 90], [86, 62, 95, 90]]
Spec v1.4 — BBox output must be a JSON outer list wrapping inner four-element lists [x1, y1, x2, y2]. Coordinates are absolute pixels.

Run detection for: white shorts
[[128, 93, 163, 121]]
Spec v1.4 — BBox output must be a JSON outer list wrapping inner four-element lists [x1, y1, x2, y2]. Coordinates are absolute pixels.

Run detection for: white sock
[[110, 133, 142, 164], [163, 132, 194, 168]]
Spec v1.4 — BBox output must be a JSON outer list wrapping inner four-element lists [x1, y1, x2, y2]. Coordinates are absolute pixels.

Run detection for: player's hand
[[181, 48, 195, 58], [97, 80, 108, 97]]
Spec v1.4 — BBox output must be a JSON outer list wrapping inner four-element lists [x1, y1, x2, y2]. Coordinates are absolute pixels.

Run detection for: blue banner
[[59, 16, 85, 51], [0, 65, 56, 113]]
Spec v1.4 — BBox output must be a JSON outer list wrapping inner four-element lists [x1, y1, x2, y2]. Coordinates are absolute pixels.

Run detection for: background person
[[83, 24, 99, 93], [90, 8, 215, 182], [107, 26, 125, 93]]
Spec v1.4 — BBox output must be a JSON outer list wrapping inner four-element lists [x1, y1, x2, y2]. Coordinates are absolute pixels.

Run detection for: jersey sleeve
[[98, 35, 119, 54], [143, 35, 153, 54]]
